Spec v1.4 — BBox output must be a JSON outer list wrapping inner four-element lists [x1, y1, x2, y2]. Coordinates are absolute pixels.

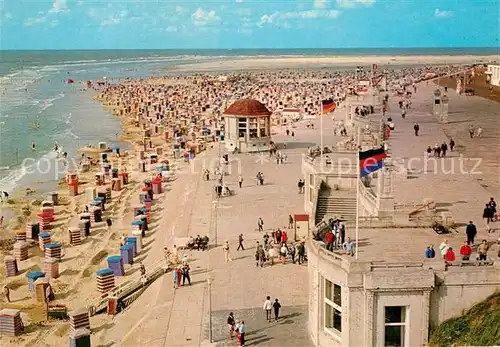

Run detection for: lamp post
[[212, 200, 219, 247], [440, 94, 449, 124], [433, 88, 442, 117]]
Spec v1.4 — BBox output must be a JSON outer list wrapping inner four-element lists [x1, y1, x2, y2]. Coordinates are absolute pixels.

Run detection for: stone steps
[[315, 194, 357, 224]]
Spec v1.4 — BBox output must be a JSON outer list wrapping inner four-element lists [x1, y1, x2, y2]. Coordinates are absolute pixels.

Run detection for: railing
[[370, 263, 424, 270], [88, 258, 168, 316], [311, 179, 324, 225]]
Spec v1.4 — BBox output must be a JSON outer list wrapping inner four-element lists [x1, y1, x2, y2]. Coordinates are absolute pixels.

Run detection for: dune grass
[[429, 290, 500, 346]]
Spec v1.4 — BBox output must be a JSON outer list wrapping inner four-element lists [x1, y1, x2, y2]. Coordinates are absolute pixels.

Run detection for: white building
[[486, 65, 500, 87], [223, 99, 272, 153]]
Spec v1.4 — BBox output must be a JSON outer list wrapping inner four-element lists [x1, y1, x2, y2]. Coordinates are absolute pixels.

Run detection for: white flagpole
[[355, 149, 360, 260], [320, 99, 324, 157]]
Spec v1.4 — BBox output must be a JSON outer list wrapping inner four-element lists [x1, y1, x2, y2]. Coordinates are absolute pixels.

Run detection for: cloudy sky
[[0, 0, 498, 49]]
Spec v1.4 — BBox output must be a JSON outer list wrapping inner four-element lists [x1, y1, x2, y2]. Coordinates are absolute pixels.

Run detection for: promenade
[[88, 114, 343, 347], [384, 82, 498, 224]]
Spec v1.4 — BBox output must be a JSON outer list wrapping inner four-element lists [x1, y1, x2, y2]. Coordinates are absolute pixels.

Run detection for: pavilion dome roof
[[224, 99, 272, 117]]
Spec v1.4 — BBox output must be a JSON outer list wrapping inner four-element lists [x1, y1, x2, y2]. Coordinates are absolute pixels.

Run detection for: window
[[249, 118, 258, 138], [384, 306, 407, 347], [238, 118, 247, 138], [324, 279, 342, 336]]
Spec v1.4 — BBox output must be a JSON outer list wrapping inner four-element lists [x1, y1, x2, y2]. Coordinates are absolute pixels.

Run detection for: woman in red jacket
[[444, 247, 456, 262], [459, 241, 472, 260]]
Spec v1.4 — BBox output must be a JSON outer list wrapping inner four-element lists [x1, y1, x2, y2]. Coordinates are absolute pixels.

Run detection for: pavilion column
[[257, 118, 261, 138], [246, 118, 250, 140]]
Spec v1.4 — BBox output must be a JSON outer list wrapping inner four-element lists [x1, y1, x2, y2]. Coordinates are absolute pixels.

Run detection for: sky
[[0, 0, 498, 49]]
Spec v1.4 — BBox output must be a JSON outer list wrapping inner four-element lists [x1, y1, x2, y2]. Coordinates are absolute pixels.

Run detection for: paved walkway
[[381, 83, 498, 227], [90, 115, 342, 347]]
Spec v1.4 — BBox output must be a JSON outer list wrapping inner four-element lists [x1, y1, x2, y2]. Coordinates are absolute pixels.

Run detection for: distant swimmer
[[31, 142, 36, 150]]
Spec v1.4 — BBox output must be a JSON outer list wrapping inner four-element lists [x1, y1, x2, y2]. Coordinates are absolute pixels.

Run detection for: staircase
[[315, 188, 357, 224]]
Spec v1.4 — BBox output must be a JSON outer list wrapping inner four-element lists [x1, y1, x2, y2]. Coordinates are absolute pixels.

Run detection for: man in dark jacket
[[297, 242, 306, 264], [483, 204, 494, 233], [466, 221, 477, 245]]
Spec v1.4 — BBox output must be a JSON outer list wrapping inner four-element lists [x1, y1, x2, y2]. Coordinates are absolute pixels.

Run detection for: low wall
[[358, 181, 378, 216]]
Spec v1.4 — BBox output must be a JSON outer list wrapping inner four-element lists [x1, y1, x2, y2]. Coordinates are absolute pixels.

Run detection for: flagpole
[[355, 149, 360, 260], [320, 99, 324, 157]]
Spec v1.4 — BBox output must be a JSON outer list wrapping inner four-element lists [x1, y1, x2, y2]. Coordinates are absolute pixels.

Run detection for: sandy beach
[[173, 55, 499, 72], [0, 57, 498, 346]]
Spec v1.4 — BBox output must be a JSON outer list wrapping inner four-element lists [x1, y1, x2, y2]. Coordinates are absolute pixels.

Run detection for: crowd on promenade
[[425, 198, 499, 262]]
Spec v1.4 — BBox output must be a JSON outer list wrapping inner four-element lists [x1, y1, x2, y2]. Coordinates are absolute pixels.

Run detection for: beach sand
[[0, 92, 175, 346], [172, 55, 499, 72]]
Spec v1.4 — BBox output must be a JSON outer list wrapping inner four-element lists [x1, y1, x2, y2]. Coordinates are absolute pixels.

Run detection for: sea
[[0, 48, 497, 198]]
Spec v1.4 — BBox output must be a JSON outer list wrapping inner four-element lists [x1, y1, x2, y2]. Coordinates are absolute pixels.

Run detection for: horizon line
[[1, 47, 499, 52]]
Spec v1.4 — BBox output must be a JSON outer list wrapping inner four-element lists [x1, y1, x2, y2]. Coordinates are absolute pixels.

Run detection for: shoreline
[[0, 72, 176, 347], [0, 90, 131, 236]]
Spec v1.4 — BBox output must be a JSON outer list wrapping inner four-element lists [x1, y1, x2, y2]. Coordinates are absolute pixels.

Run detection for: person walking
[[238, 175, 243, 188], [238, 321, 246, 347], [182, 264, 191, 286], [297, 241, 306, 264], [288, 243, 296, 263], [173, 266, 179, 289], [237, 233, 245, 251], [273, 298, 281, 322], [257, 245, 265, 267], [483, 204, 494, 233], [288, 214, 294, 229], [413, 123, 420, 136], [449, 138, 455, 152], [227, 312, 236, 339], [223, 240, 232, 262], [257, 217, 264, 232], [441, 142, 448, 157], [106, 217, 113, 232], [263, 296, 272, 322], [280, 244, 287, 264], [466, 221, 477, 245], [176, 266, 182, 288], [267, 246, 276, 266]]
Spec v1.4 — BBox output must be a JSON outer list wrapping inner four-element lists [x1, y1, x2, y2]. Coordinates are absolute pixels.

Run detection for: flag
[[321, 99, 336, 114], [359, 147, 387, 177]]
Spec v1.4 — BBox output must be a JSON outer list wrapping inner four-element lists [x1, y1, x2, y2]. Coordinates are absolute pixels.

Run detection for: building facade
[[307, 241, 500, 347]]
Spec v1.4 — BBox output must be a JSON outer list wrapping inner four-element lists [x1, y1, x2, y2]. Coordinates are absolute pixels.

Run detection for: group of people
[[226, 313, 247, 347], [186, 234, 210, 251], [425, 140, 454, 157], [425, 238, 494, 262], [254, 238, 306, 267], [225, 296, 284, 347], [172, 253, 192, 288], [425, 213, 499, 262]]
